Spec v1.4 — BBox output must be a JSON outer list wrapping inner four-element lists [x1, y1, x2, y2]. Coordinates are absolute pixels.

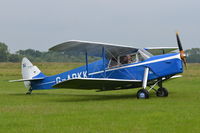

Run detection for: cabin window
[[109, 57, 118, 67], [108, 49, 152, 68], [129, 54, 137, 63], [119, 53, 138, 65], [118, 51, 146, 65], [120, 56, 129, 64], [137, 52, 145, 61]]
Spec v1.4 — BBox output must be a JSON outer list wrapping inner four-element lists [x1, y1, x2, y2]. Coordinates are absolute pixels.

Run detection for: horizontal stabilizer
[[52, 78, 142, 90], [9, 78, 44, 82]]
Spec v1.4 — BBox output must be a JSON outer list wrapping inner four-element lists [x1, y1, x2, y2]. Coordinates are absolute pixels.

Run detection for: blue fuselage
[[31, 53, 183, 90]]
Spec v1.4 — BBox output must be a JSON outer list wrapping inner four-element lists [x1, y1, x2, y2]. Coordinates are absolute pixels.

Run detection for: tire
[[137, 89, 149, 99], [156, 87, 168, 97], [26, 91, 31, 95]]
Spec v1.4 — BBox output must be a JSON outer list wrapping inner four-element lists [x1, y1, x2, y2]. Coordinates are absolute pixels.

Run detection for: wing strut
[[142, 67, 149, 89], [102, 47, 106, 78], [85, 51, 89, 77]]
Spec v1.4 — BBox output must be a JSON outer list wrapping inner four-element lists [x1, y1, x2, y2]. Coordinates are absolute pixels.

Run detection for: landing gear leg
[[26, 88, 32, 95], [156, 79, 168, 97], [137, 67, 149, 99]]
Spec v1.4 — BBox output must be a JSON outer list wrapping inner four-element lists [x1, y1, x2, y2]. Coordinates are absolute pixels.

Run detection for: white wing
[[49, 40, 138, 58]]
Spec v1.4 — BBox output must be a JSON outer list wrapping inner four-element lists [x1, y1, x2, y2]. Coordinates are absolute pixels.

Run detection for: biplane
[[10, 33, 186, 99]]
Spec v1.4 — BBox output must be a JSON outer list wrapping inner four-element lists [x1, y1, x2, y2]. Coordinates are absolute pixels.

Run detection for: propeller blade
[[176, 32, 187, 68], [176, 32, 183, 51]]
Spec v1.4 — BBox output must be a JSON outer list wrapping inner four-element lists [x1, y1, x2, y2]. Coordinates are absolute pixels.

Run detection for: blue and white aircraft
[[10, 33, 186, 99]]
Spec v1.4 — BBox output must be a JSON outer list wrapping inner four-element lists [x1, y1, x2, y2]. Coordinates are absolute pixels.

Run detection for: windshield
[[138, 49, 153, 59]]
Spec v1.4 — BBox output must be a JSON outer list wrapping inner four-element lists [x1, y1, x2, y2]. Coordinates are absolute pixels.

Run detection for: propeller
[[176, 32, 187, 68]]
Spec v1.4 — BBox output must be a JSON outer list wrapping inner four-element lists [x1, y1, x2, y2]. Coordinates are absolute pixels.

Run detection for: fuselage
[[31, 53, 183, 90]]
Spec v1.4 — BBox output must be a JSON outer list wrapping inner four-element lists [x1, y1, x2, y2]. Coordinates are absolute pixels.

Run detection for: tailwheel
[[156, 87, 168, 97], [26, 88, 32, 95], [137, 89, 149, 99], [26, 91, 32, 95]]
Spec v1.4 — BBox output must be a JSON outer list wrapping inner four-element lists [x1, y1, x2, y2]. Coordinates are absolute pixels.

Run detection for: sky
[[0, 0, 199, 52]]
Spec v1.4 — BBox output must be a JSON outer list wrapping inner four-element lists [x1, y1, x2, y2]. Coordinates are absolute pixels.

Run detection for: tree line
[[0, 42, 96, 62], [185, 48, 200, 63], [0, 42, 200, 63]]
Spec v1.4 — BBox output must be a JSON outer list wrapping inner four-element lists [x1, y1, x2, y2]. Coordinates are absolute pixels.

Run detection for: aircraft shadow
[[48, 93, 171, 102], [9, 93, 138, 102], [53, 94, 137, 102], [9, 91, 171, 102]]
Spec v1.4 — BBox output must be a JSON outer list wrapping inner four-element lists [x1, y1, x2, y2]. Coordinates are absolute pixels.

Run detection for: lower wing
[[52, 78, 142, 90], [162, 75, 182, 82]]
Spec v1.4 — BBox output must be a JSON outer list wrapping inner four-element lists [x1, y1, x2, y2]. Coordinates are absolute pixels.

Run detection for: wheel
[[26, 91, 32, 95], [137, 89, 149, 99], [156, 87, 168, 97], [26, 89, 32, 95]]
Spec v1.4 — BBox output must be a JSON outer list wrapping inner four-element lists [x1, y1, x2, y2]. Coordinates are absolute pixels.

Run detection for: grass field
[[0, 63, 200, 133]]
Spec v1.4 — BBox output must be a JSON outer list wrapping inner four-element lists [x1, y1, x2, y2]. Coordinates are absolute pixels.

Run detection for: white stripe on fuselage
[[88, 54, 181, 76], [37, 81, 56, 86]]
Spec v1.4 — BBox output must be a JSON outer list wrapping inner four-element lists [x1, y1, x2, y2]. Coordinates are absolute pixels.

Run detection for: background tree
[[185, 48, 200, 63], [0, 42, 9, 62], [8, 54, 22, 62]]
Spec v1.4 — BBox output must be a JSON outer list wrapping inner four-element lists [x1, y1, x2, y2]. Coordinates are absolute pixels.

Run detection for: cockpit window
[[120, 56, 128, 64], [138, 49, 153, 59], [137, 52, 145, 61], [109, 57, 118, 67], [108, 49, 152, 68], [130, 54, 137, 63]]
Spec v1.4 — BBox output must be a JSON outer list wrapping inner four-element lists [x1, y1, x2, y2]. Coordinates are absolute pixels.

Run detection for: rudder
[[21, 57, 45, 88]]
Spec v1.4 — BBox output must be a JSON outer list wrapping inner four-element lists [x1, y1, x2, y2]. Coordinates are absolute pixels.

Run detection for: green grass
[[0, 63, 200, 133]]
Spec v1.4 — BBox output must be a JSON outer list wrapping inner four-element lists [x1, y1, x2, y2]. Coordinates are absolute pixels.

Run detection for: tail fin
[[21, 57, 44, 79], [21, 57, 46, 88], [9, 57, 46, 89]]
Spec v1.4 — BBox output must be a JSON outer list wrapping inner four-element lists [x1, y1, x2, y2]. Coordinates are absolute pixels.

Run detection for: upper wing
[[52, 78, 142, 90], [145, 47, 178, 55], [49, 40, 138, 58]]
